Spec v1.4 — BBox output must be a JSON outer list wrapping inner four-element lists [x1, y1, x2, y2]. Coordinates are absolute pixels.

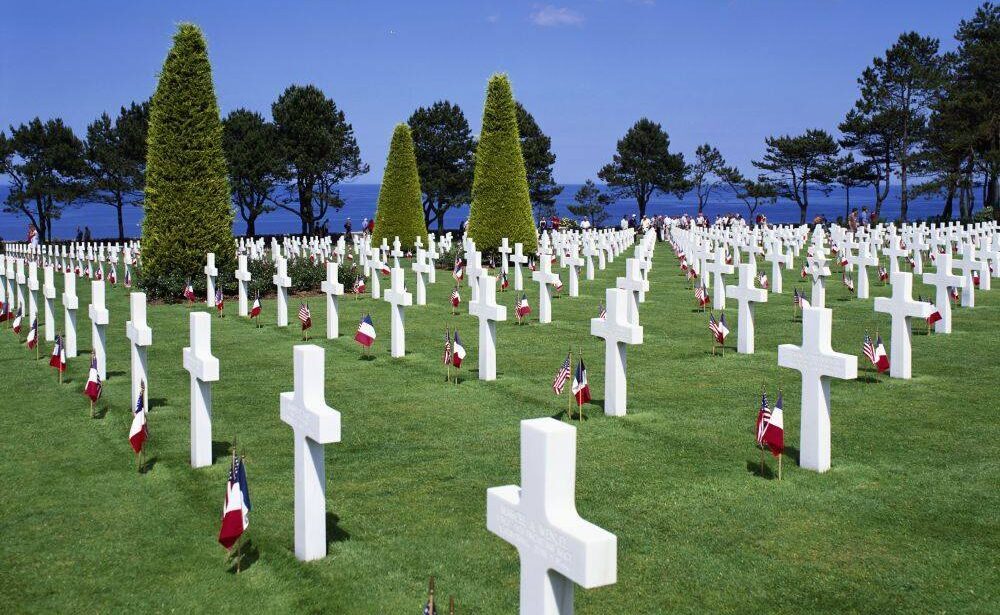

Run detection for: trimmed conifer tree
[[467, 74, 537, 253], [372, 124, 427, 250], [142, 23, 234, 283]]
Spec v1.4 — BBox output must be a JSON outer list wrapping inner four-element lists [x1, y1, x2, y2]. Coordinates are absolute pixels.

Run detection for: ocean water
[[0, 183, 960, 241]]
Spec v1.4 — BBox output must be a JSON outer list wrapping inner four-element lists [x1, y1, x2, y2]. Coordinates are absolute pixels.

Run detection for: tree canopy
[[598, 118, 687, 219], [85, 101, 149, 241], [371, 123, 428, 249], [515, 102, 563, 219], [407, 101, 475, 232], [222, 108, 286, 237], [753, 129, 839, 224]]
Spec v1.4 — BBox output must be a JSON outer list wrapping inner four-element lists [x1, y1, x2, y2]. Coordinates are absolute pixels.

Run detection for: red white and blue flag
[[695, 283, 709, 307], [354, 276, 366, 294], [443, 329, 453, 365], [572, 358, 591, 404], [218, 453, 251, 550], [451, 287, 461, 308], [500, 271, 509, 290], [354, 314, 376, 347], [250, 293, 262, 318], [12, 307, 23, 334], [183, 280, 196, 302], [755, 391, 771, 446], [0, 301, 9, 323], [451, 330, 466, 368], [515, 293, 531, 320], [26, 318, 38, 349], [873, 334, 890, 372], [598, 302, 607, 319], [124, 268, 132, 288], [129, 381, 148, 453], [298, 303, 312, 331], [50, 335, 67, 372], [452, 258, 464, 281], [552, 353, 571, 395], [761, 392, 785, 457], [215, 288, 225, 313], [109, 266, 117, 285], [84, 353, 102, 402]]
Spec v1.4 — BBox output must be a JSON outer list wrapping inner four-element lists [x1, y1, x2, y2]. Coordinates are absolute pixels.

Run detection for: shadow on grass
[[213, 440, 235, 463], [92, 403, 109, 420], [746, 458, 776, 479], [107, 370, 127, 379], [357, 354, 377, 362], [140, 456, 158, 474], [326, 512, 350, 547], [856, 372, 884, 384], [149, 397, 168, 411], [226, 537, 260, 574]]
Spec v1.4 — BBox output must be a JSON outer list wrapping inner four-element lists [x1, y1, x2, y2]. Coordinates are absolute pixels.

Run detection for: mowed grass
[[0, 243, 998, 614]]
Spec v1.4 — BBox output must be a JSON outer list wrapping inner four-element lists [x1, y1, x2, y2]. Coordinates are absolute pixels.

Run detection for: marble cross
[[411, 248, 431, 306], [884, 240, 907, 276], [562, 249, 584, 297], [468, 272, 507, 381], [510, 243, 529, 291], [807, 253, 832, 308], [235, 254, 252, 317], [777, 306, 857, 473], [27, 261, 39, 325], [273, 257, 292, 327], [204, 253, 218, 307], [487, 418, 617, 615], [321, 262, 344, 339], [466, 249, 484, 303], [280, 345, 341, 562], [499, 237, 513, 275], [531, 251, 560, 324], [725, 262, 768, 354], [615, 258, 646, 326], [183, 312, 219, 468], [953, 247, 980, 307], [873, 271, 933, 379], [383, 266, 412, 358], [704, 249, 734, 308], [42, 264, 56, 341], [590, 288, 643, 417], [846, 243, 878, 299], [126, 292, 153, 413], [62, 270, 79, 358], [88, 280, 109, 379], [764, 244, 786, 294]]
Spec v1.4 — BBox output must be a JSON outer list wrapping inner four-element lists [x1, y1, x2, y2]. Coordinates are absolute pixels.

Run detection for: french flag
[[873, 335, 890, 373], [84, 354, 102, 402], [761, 392, 785, 457], [128, 384, 147, 453], [250, 295, 262, 318], [218, 456, 251, 549], [50, 335, 67, 371], [26, 319, 38, 349], [451, 330, 466, 368], [12, 308, 23, 334], [572, 358, 591, 405], [354, 314, 376, 348]]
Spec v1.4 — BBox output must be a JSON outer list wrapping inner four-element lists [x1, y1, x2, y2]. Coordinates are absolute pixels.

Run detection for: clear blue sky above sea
[[0, 0, 984, 185]]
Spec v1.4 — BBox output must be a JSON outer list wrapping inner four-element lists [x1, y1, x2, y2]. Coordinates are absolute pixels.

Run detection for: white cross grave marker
[[591, 288, 643, 417], [383, 266, 412, 358], [510, 243, 528, 291], [204, 253, 218, 307], [922, 252, 963, 334], [469, 272, 507, 381], [280, 344, 341, 562], [725, 262, 768, 354], [873, 272, 932, 379], [183, 312, 219, 468], [235, 254, 251, 317], [411, 248, 431, 306], [89, 280, 109, 379], [273, 257, 291, 327], [487, 417, 617, 615], [705, 249, 734, 308], [321, 262, 344, 339], [62, 270, 79, 358], [777, 306, 857, 473], [42, 264, 56, 342], [531, 252, 560, 324], [126, 292, 152, 413]]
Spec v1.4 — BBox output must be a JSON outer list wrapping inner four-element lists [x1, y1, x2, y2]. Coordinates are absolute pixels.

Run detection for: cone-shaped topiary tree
[[466, 74, 537, 253], [372, 124, 427, 250], [142, 23, 234, 284]]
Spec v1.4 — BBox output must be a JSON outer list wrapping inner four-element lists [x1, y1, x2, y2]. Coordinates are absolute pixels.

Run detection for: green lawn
[[0, 245, 997, 614]]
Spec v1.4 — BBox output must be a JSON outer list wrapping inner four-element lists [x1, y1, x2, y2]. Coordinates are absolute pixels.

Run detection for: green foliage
[[598, 118, 687, 219], [689, 144, 726, 214], [407, 101, 476, 232], [222, 109, 285, 236], [752, 129, 840, 223], [568, 179, 611, 226], [84, 101, 149, 241], [1, 118, 87, 241], [272, 85, 368, 235], [515, 102, 563, 219], [467, 74, 537, 253], [371, 124, 428, 250], [142, 23, 234, 285]]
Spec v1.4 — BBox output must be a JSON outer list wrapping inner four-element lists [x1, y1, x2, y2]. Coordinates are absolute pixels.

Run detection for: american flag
[[515, 293, 531, 319], [215, 288, 224, 312], [124, 268, 132, 288], [552, 353, 571, 395], [354, 276, 366, 294], [451, 287, 461, 308], [128, 381, 147, 453], [598, 302, 607, 319], [793, 288, 802, 307], [555, 277, 564, 292], [452, 257, 464, 281], [862, 332, 876, 365], [757, 273, 769, 289], [218, 452, 251, 550], [800, 264, 808, 279], [950, 286, 960, 302], [756, 391, 771, 446], [183, 280, 195, 302], [443, 329, 452, 365], [298, 303, 312, 330], [695, 283, 709, 307], [878, 265, 888, 281]]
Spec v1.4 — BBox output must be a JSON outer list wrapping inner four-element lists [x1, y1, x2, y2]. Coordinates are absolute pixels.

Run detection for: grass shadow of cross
[[326, 512, 350, 548]]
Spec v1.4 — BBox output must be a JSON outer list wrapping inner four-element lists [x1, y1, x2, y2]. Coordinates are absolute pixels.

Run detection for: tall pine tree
[[466, 74, 537, 253], [142, 23, 234, 282], [372, 124, 428, 249]]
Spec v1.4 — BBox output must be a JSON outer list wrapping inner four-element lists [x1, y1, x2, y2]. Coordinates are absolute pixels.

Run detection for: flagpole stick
[[760, 446, 764, 476], [779, 453, 782, 481]]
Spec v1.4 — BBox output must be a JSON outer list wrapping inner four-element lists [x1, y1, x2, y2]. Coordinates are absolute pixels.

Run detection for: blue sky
[[0, 1, 984, 183]]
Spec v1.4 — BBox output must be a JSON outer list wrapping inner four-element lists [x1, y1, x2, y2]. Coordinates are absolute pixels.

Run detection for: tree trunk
[[636, 190, 648, 219], [116, 195, 126, 241], [246, 217, 256, 237], [941, 183, 955, 220], [844, 186, 851, 221]]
